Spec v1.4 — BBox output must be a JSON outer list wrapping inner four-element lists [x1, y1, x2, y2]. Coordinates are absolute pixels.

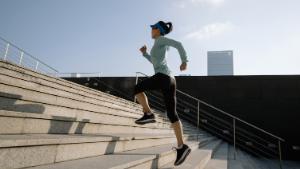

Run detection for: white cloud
[[184, 22, 235, 40], [173, 1, 187, 8], [173, 0, 225, 9], [191, 0, 225, 5]]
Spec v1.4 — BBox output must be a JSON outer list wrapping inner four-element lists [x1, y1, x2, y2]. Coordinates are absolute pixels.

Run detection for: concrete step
[[26, 139, 215, 169], [159, 140, 223, 169], [0, 80, 168, 125], [236, 147, 281, 169], [0, 110, 173, 134], [281, 161, 300, 169], [0, 72, 158, 118], [227, 145, 296, 169], [0, 60, 202, 129], [0, 110, 200, 135], [203, 142, 228, 169], [0, 61, 144, 113], [0, 60, 142, 109], [227, 145, 244, 169], [0, 64, 200, 129], [0, 61, 201, 132], [179, 120, 199, 129], [0, 60, 217, 169], [0, 133, 210, 169]]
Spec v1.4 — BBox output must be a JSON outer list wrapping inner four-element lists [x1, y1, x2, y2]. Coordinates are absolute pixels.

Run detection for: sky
[[0, 0, 300, 76]]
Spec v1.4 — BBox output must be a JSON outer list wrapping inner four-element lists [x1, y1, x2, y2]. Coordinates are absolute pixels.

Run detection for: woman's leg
[[160, 75, 191, 165], [162, 77, 184, 147], [135, 92, 152, 114], [134, 74, 162, 115], [172, 120, 184, 147]]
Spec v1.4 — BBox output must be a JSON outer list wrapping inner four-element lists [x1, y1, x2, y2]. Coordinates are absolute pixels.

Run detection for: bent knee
[[167, 113, 180, 123], [134, 84, 143, 95]]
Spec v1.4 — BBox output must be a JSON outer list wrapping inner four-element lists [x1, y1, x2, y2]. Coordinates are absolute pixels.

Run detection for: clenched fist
[[140, 45, 147, 54], [180, 62, 187, 71]]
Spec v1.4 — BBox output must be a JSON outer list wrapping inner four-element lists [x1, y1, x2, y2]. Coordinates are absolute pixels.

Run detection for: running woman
[[134, 21, 191, 166]]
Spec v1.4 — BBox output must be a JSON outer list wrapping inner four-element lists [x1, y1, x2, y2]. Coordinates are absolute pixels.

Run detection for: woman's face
[[151, 27, 160, 39]]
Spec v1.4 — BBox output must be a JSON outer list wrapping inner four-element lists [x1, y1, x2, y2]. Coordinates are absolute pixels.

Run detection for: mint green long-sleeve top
[[142, 36, 188, 79]]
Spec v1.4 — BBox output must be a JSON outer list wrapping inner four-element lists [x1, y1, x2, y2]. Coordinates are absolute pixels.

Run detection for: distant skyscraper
[[207, 50, 234, 76]]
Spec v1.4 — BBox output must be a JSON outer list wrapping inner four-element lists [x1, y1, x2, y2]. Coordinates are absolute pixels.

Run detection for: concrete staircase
[[0, 60, 229, 169]]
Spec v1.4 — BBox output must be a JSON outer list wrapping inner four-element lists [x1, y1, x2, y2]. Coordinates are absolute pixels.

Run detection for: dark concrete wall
[[175, 75, 300, 160], [64, 75, 300, 159], [176, 75, 300, 140]]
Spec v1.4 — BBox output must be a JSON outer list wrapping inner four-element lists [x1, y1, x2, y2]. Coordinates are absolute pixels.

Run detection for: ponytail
[[157, 21, 173, 35], [165, 22, 173, 34]]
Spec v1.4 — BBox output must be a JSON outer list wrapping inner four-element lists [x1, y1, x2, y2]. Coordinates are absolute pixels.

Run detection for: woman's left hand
[[180, 62, 187, 71]]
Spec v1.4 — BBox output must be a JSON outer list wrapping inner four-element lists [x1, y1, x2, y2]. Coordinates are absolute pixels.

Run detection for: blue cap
[[150, 22, 166, 35]]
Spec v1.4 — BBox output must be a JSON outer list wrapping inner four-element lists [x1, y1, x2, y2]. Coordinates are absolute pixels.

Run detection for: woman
[[134, 21, 191, 166]]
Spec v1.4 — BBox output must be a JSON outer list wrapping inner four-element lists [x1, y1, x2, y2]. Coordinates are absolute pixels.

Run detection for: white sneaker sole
[[135, 119, 156, 124]]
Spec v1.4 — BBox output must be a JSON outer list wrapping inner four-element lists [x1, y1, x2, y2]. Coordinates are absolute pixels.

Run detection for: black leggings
[[134, 72, 180, 123]]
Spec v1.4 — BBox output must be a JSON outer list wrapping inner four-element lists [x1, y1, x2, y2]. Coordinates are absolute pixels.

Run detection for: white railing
[[0, 36, 58, 76]]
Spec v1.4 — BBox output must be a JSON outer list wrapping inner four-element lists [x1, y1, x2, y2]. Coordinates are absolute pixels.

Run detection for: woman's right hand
[[180, 62, 187, 71], [140, 45, 147, 54]]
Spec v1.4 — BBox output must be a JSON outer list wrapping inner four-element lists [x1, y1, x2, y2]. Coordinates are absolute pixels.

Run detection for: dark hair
[[158, 21, 173, 35]]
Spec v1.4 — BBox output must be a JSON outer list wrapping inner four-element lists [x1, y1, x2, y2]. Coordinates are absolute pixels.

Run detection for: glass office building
[[207, 50, 234, 76]]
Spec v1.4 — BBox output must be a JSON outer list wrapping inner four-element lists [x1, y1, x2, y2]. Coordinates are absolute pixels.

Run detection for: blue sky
[[0, 0, 300, 76]]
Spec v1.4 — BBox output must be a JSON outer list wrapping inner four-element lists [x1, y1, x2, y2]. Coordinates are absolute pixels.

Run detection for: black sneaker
[[172, 144, 191, 166], [135, 113, 156, 125]]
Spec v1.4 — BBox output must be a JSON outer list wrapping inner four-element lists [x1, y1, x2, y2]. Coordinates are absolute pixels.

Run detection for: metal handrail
[[179, 103, 281, 146], [0, 36, 58, 74], [135, 71, 284, 168]]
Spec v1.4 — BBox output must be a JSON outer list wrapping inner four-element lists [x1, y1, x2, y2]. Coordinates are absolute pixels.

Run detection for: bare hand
[[180, 62, 187, 71], [140, 45, 147, 54]]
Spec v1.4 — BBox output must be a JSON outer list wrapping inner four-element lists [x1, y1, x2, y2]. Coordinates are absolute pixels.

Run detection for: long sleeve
[[142, 52, 152, 63], [157, 36, 189, 63]]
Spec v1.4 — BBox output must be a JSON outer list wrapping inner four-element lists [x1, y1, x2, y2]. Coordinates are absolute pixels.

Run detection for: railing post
[[165, 110, 168, 127], [278, 140, 283, 169], [3, 43, 10, 60], [19, 51, 24, 65], [197, 100, 200, 128], [35, 61, 39, 71], [134, 72, 139, 102], [233, 118, 236, 160]]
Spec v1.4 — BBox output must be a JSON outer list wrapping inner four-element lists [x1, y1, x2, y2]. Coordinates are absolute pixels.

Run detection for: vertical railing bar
[[165, 110, 168, 128], [3, 43, 10, 60], [278, 140, 283, 169], [35, 61, 39, 71], [134, 72, 139, 103], [233, 118, 236, 160], [19, 51, 24, 65], [197, 100, 200, 128]]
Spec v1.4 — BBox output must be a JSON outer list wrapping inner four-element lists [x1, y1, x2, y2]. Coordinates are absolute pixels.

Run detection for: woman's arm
[[140, 45, 152, 63], [157, 36, 189, 63], [142, 52, 152, 63]]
